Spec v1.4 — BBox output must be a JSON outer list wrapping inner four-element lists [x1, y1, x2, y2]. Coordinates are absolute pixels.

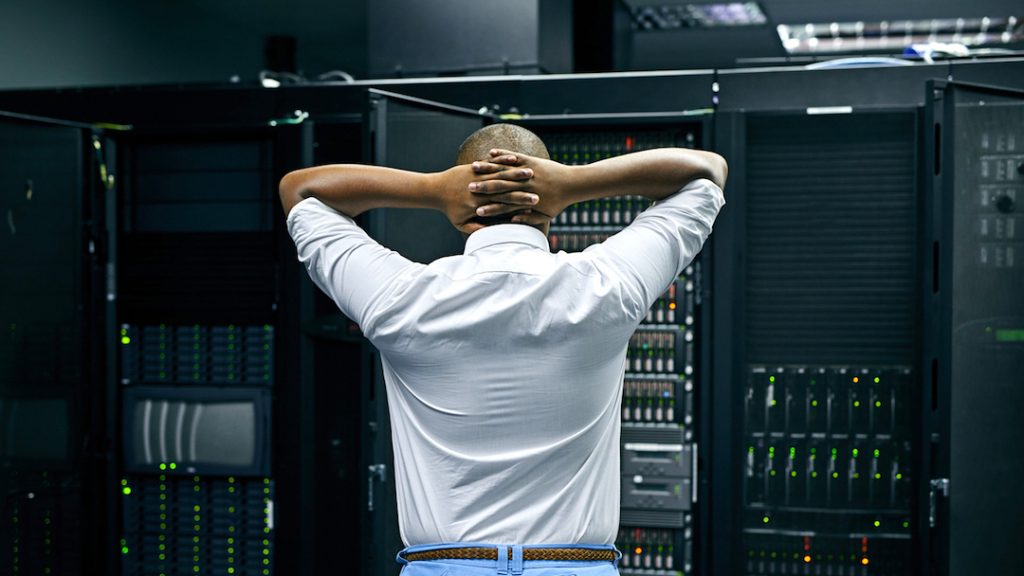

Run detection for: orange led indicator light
[[852, 376, 859, 383], [634, 547, 642, 555], [862, 558, 870, 566], [803, 555, 812, 563], [669, 302, 677, 310]]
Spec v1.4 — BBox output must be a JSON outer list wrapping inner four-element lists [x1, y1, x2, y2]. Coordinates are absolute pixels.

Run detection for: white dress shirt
[[286, 178, 724, 546]]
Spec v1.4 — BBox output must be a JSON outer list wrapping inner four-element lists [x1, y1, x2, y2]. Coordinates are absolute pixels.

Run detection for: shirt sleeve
[[585, 178, 725, 319], [286, 198, 420, 332]]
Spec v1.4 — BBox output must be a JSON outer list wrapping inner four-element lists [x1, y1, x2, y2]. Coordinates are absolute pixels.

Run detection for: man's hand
[[468, 149, 575, 227], [467, 147, 728, 230], [431, 160, 539, 234]]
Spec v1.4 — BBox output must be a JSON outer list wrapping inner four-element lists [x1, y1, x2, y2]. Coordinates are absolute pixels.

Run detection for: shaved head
[[456, 123, 550, 165]]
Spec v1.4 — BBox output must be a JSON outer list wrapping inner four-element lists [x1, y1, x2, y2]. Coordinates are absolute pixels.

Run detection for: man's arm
[[279, 161, 539, 234], [467, 147, 727, 223]]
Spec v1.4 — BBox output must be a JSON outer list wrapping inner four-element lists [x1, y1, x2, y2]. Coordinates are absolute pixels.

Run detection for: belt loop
[[496, 545, 509, 575], [510, 545, 524, 575]]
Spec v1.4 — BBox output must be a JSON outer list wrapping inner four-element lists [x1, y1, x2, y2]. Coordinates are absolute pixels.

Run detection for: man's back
[[373, 223, 636, 545], [286, 177, 724, 547]]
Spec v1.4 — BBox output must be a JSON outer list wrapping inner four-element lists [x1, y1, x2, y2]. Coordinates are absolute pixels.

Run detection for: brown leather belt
[[403, 547, 617, 563]]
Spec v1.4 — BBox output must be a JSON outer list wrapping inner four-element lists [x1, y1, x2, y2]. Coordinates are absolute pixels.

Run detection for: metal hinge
[[929, 477, 950, 527]]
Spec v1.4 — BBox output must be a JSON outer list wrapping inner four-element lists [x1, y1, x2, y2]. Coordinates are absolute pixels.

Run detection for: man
[[280, 124, 726, 575]]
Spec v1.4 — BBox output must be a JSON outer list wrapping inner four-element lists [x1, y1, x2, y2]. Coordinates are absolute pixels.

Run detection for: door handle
[[368, 463, 388, 512]]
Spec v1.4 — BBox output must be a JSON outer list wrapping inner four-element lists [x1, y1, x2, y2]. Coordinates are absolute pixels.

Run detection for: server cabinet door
[[362, 90, 485, 576], [714, 109, 920, 576], [0, 113, 105, 576], [925, 81, 1024, 576]]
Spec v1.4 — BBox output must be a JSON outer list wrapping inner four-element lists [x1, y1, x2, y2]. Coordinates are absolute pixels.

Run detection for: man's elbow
[[704, 152, 728, 191], [279, 170, 311, 216]]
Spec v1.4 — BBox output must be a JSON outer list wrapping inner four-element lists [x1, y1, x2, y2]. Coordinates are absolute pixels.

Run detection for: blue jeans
[[397, 543, 621, 576]]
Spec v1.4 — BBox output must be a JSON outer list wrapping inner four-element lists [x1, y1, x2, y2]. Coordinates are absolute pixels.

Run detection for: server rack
[[713, 109, 922, 576], [111, 123, 309, 576], [924, 80, 1024, 576], [0, 111, 107, 576]]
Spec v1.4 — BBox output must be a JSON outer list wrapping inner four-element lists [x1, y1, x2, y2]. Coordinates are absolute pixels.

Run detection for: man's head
[[456, 124, 551, 233], [456, 123, 550, 166]]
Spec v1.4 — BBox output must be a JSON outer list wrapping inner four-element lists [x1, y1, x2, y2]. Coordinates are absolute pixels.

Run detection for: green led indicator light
[[122, 487, 131, 495], [748, 446, 755, 453], [832, 472, 839, 478], [169, 463, 177, 470], [769, 376, 775, 383], [852, 448, 859, 457], [121, 546, 129, 554], [874, 449, 880, 458], [770, 470, 776, 476], [159, 463, 166, 471], [193, 505, 200, 512], [874, 377, 881, 383], [812, 400, 818, 407], [995, 329, 1024, 342], [812, 471, 818, 478], [762, 516, 770, 524], [875, 401, 882, 408], [791, 471, 797, 477], [875, 473, 882, 479], [903, 521, 910, 528], [121, 336, 131, 345], [854, 400, 861, 408], [874, 520, 881, 528], [771, 399, 777, 406], [896, 473, 903, 480], [120, 479, 127, 486]]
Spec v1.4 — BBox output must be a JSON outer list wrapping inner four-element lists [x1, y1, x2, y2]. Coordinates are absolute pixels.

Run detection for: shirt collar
[[464, 224, 550, 255]]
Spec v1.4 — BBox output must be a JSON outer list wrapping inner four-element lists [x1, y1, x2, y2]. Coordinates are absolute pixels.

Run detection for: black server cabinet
[[113, 123, 309, 576], [0, 113, 108, 576], [362, 89, 487, 576], [713, 109, 921, 576], [924, 81, 1024, 576]]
